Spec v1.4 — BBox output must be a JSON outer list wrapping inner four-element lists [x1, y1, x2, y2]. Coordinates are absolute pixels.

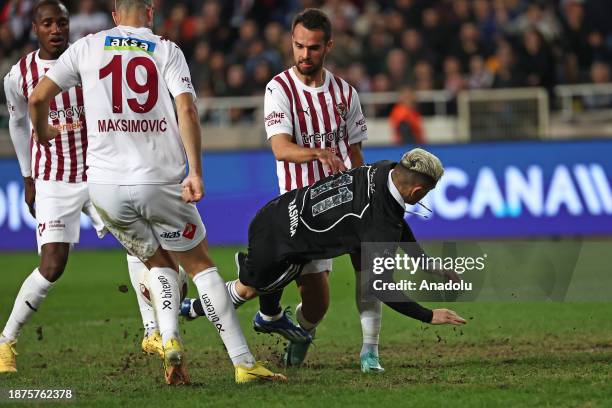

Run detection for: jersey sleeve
[[45, 38, 84, 91], [264, 81, 293, 139], [4, 67, 32, 177], [162, 43, 196, 100], [346, 87, 368, 145]]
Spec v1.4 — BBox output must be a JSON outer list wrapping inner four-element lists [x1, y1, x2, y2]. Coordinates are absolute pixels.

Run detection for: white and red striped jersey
[[264, 67, 368, 194], [4, 49, 87, 183], [46, 25, 195, 185]]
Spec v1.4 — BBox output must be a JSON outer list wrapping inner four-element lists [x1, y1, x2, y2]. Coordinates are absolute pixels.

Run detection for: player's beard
[[296, 58, 324, 76]]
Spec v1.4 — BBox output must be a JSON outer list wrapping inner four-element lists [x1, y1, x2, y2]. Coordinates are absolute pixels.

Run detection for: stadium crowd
[[1, 0, 611, 106]]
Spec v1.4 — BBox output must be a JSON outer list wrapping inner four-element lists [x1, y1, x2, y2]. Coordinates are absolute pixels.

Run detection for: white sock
[[2, 268, 54, 342], [126, 254, 157, 336], [225, 279, 247, 309], [192, 268, 255, 368], [356, 270, 382, 355], [260, 310, 283, 321], [295, 302, 319, 334], [146, 267, 180, 344]]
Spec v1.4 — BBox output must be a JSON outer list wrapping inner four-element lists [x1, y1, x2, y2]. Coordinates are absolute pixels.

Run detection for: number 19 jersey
[[46, 25, 196, 185]]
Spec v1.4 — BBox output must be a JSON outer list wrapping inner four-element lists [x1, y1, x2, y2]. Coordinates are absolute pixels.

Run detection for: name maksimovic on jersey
[[97, 118, 168, 133]]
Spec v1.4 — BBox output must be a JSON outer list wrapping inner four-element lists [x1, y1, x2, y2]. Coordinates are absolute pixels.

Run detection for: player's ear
[[146, 6, 154, 26], [111, 11, 119, 25], [326, 39, 333, 53], [31, 21, 39, 37]]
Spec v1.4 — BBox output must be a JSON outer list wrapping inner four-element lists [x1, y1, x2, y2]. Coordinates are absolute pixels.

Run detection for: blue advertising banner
[[0, 140, 610, 251]]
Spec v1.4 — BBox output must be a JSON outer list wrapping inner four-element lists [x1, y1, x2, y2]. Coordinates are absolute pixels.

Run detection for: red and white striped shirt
[[264, 68, 368, 194], [3, 49, 87, 183]]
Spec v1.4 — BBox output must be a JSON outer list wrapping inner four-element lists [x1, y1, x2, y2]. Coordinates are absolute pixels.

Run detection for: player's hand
[[430, 308, 467, 325], [181, 175, 204, 203], [23, 176, 36, 217], [317, 149, 347, 174], [32, 124, 59, 146]]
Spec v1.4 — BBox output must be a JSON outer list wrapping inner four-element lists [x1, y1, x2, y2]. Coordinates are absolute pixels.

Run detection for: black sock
[[193, 298, 205, 316], [259, 290, 283, 317]]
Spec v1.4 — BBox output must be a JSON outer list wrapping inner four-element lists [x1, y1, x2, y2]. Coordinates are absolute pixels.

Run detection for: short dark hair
[[32, 0, 68, 21], [115, 0, 152, 12], [292, 8, 332, 42]]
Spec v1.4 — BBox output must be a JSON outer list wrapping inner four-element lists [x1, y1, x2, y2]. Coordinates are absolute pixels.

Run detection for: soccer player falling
[[182, 148, 467, 368], [0, 0, 157, 374], [262, 7, 385, 373], [28, 0, 284, 385]]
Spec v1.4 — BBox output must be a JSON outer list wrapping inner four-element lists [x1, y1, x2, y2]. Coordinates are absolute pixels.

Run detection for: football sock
[[146, 267, 180, 344], [361, 342, 379, 357], [126, 254, 157, 336], [258, 290, 283, 318], [2, 268, 54, 342], [192, 268, 255, 368], [225, 279, 247, 309], [356, 270, 382, 354], [295, 302, 319, 334]]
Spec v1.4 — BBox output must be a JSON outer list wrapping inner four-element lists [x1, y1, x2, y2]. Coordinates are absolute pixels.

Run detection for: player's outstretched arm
[[175, 93, 204, 203], [28, 77, 61, 144], [270, 134, 347, 174]]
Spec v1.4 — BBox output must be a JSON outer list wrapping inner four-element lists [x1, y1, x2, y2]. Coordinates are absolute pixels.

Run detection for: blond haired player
[[28, 0, 284, 385]]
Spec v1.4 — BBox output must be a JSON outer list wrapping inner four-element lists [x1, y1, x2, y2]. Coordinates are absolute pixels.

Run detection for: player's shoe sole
[[141, 330, 164, 358], [163, 338, 190, 385], [0, 339, 17, 373], [235, 362, 287, 383], [360, 352, 385, 374]]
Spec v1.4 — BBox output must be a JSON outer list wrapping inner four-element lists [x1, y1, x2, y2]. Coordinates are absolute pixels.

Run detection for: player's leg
[[283, 260, 331, 367], [88, 183, 188, 385], [82, 196, 161, 356], [0, 180, 82, 373], [145, 183, 284, 383], [351, 253, 384, 373]]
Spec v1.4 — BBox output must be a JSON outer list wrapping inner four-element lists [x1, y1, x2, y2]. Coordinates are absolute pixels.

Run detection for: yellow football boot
[[141, 330, 164, 358], [235, 362, 287, 384], [163, 338, 190, 385], [0, 339, 17, 373]]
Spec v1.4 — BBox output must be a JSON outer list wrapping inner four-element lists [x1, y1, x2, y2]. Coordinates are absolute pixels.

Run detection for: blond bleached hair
[[399, 148, 444, 184]]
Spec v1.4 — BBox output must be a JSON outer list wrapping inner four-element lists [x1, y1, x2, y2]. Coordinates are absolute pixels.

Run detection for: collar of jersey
[[117, 25, 153, 33], [289, 66, 330, 92], [387, 169, 405, 210]]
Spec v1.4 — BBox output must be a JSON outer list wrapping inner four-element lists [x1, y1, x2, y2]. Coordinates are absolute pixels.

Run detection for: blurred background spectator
[[389, 86, 424, 144], [0, 0, 611, 113]]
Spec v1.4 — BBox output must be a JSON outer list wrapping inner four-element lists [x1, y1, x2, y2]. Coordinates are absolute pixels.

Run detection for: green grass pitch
[[0, 247, 611, 407]]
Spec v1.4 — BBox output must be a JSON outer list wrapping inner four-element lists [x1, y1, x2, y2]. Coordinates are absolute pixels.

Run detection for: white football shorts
[[35, 180, 107, 252], [88, 183, 206, 261], [300, 258, 333, 275]]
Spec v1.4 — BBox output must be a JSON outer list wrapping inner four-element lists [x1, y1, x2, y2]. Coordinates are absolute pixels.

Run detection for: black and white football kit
[[239, 160, 433, 323]]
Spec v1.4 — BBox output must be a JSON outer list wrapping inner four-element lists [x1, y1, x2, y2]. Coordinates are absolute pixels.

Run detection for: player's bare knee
[[39, 244, 70, 282]]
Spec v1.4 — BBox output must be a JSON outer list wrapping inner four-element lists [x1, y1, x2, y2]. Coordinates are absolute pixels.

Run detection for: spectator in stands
[[467, 54, 493, 89], [386, 48, 411, 89], [518, 28, 556, 91], [389, 87, 425, 145], [560, 0, 595, 72], [583, 61, 612, 109], [421, 8, 447, 65], [69, 0, 111, 42], [401, 28, 435, 68], [492, 40, 523, 88], [452, 22, 487, 72], [443, 56, 465, 95], [371, 73, 393, 117]]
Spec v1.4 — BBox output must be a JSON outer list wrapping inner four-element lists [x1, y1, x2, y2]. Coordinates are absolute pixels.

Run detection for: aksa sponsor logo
[[103, 36, 156, 54], [182, 223, 197, 239], [160, 230, 181, 239]]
